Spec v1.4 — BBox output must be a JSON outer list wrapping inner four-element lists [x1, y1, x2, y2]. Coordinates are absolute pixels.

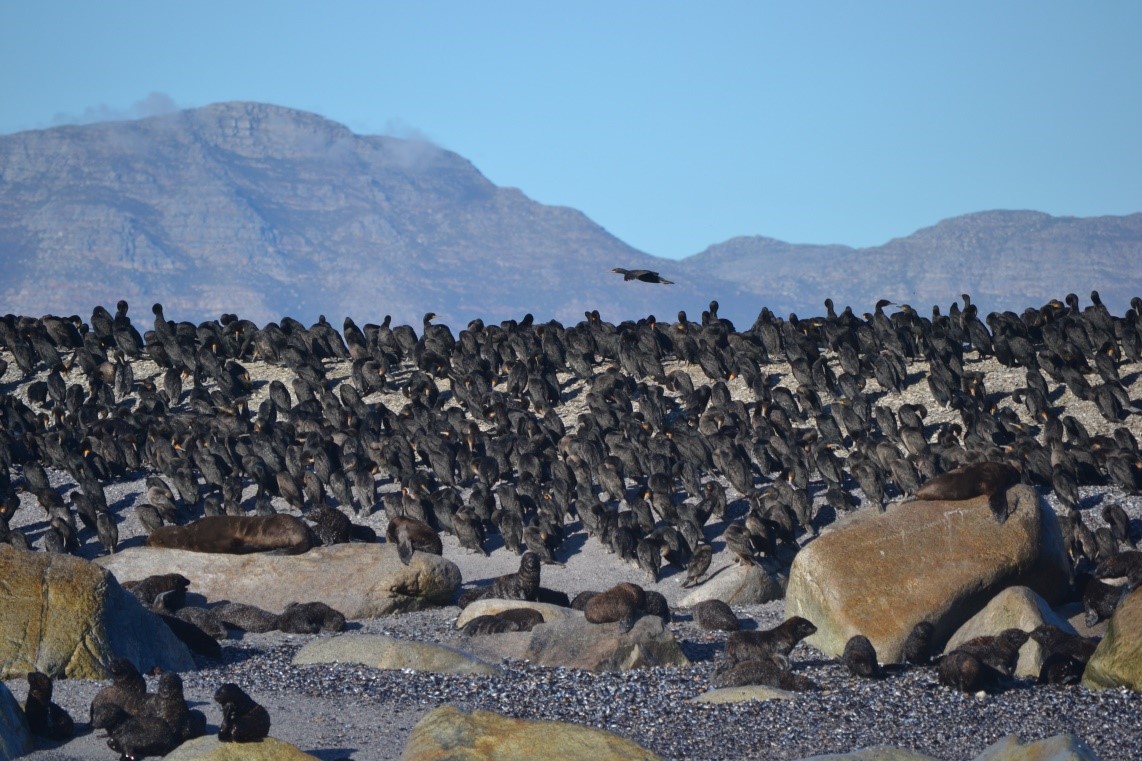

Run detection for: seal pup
[[584, 582, 647, 632], [145, 514, 316, 554], [146, 672, 206, 744], [212, 602, 282, 633], [386, 514, 443, 565], [277, 601, 346, 634], [461, 608, 545, 636], [90, 658, 148, 731], [725, 616, 817, 665], [936, 650, 1006, 693], [24, 671, 75, 740], [841, 635, 883, 678], [458, 551, 542, 608], [692, 599, 740, 632], [106, 715, 179, 761], [900, 621, 936, 666], [711, 653, 818, 692], [947, 628, 1029, 676], [913, 461, 1021, 523], [215, 683, 271, 743]]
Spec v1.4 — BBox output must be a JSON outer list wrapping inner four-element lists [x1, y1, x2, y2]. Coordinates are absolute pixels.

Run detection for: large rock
[[785, 486, 1070, 661], [402, 705, 662, 761], [971, 733, 1100, 760], [945, 586, 1076, 678], [453, 610, 688, 672], [293, 634, 500, 675], [690, 685, 797, 704], [678, 562, 783, 607], [523, 612, 688, 671], [0, 682, 31, 761], [97, 543, 461, 618], [454, 599, 574, 629], [1082, 587, 1142, 691], [164, 735, 320, 760], [0, 545, 195, 679]]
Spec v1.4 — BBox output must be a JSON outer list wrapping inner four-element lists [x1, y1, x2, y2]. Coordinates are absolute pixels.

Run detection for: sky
[[2, 1, 1140, 259]]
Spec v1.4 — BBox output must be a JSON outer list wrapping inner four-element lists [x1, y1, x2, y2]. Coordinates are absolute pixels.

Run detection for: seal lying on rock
[[386, 514, 443, 565], [913, 461, 1021, 523], [461, 608, 545, 635], [144, 514, 316, 554], [585, 582, 648, 632]]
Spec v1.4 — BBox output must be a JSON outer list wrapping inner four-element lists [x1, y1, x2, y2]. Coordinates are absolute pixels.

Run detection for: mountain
[[0, 102, 721, 327], [681, 211, 1142, 319], [1, 101, 1140, 329]]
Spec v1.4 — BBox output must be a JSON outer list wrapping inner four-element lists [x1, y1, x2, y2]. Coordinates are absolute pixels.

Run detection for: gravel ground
[[3, 320, 1142, 760]]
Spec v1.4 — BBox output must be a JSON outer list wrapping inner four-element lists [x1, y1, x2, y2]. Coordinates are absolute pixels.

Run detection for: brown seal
[[215, 683, 271, 743], [725, 616, 817, 665], [913, 461, 1021, 523], [584, 582, 647, 631], [144, 515, 315, 554]]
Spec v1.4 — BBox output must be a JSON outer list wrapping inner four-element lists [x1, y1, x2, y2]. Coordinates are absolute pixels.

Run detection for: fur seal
[[123, 573, 190, 608], [145, 672, 206, 744], [570, 591, 597, 611], [1029, 624, 1100, 664], [277, 601, 346, 634], [711, 654, 817, 692], [212, 602, 281, 633], [174, 605, 229, 641], [692, 599, 740, 632], [901, 621, 936, 666], [24, 671, 75, 740], [461, 608, 545, 636], [215, 683, 271, 743], [913, 461, 1021, 523], [936, 650, 1006, 693], [725, 616, 817, 665], [841, 635, 883, 678], [386, 514, 443, 565], [107, 715, 179, 761], [947, 628, 1029, 677], [145, 514, 316, 554], [90, 658, 147, 730], [458, 552, 541, 608], [584, 582, 647, 631]]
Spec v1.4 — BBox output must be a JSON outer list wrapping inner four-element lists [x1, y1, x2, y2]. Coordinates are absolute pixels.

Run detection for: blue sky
[[2, 1, 1140, 259]]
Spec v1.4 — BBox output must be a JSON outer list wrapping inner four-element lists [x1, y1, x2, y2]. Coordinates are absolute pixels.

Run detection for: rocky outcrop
[[522, 612, 688, 671], [97, 543, 461, 618], [0, 682, 30, 761], [401, 705, 662, 761], [678, 563, 783, 607], [292, 634, 499, 675], [690, 685, 797, 704], [0, 545, 194, 679], [454, 600, 574, 629], [970, 733, 1100, 760], [784, 486, 1070, 661], [944, 586, 1076, 678], [163, 735, 320, 760], [1082, 588, 1142, 692]]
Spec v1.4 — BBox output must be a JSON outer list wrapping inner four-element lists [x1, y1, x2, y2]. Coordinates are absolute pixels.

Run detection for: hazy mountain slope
[[684, 211, 1142, 318], [1, 102, 1139, 330], [0, 102, 717, 327]]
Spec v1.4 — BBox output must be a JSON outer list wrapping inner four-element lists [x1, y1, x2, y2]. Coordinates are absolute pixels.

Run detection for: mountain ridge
[[1, 101, 1139, 327]]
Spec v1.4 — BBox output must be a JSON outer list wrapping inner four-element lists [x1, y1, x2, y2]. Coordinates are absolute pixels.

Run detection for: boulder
[[522, 611, 688, 671], [163, 735, 320, 760], [0, 682, 31, 761], [971, 733, 1100, 760], [678, 562, 783, 607], [689, 685, 797, 704], [401, 704, 662, 761], [944, 586, 1076, 678], [293, 634, 500, 675], [0, 545, 195, 679], [1082, 587, 1142, 691], [454, 599, 574, 629], [97, 543, 461, 618], [785, 486, 1070, 660]]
